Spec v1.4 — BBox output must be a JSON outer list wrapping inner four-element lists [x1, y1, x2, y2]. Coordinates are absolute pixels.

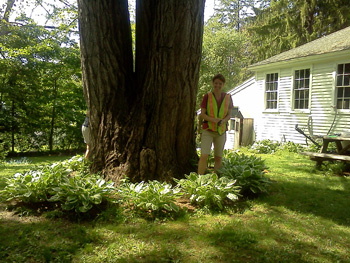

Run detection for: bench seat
[[301, 152, 350, 162]]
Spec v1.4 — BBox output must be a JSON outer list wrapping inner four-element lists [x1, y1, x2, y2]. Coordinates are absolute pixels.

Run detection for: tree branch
[[2, 0, 16, 22], [3, 21, 79, 33]]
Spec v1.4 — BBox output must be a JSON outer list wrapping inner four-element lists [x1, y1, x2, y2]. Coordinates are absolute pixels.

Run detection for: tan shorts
[[200, 129, 226, 157], [81, 126, 91, 144]]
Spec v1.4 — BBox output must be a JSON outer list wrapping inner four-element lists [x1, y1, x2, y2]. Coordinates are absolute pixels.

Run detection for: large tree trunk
[[78, 0, 204, 182]]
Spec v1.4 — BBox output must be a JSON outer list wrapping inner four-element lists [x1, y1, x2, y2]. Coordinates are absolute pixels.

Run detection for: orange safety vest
[[207, 92, 231, 135]]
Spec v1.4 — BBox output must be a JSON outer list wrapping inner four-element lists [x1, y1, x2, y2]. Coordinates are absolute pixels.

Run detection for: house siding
[[254, 58, 350, 146], [225, 27, 350, 149], [226, 77, 261, 149]]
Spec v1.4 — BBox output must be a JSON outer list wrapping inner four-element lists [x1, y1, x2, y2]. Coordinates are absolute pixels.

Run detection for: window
[[294, 68, 310, 109], [336, 63, 350, 109], [228, 119, 235, 131], [265, 73, 278, 109]]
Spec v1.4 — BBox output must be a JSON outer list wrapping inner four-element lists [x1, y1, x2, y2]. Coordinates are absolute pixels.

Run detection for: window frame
[[335, 62, 350, 111], [264, 72, 279, 111], [292, 67, 311, 111]]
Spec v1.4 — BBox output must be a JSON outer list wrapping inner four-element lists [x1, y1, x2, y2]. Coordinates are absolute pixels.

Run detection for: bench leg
[[310, 157, 323, 168], [316, 160, 323, 168]]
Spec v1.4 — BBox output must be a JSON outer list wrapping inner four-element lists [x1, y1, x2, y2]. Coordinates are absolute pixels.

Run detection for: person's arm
[[221, 95, 233, 125], [200, 93, 221, 124], [200, 107, 221, 124], [222, 108, 232, 123]]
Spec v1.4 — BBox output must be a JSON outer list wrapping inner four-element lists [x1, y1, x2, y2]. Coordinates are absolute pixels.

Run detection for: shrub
[[222, 151, 267, 171], [306, 140, 337, 153], [0, 155, 115, 214], [249, 140, 305, 154], [218, 152, 271, 196], [174, 172, 240, 210], [118, 179, 183, 217], [279, 141, 305, 153], [307, 143, 321, 152], [0, 164, 67, 203], [4, 157, 31, 165], [61, 155, 90, 175], [0, 141, 9, 161], [249, 139, 281, 154], [48, 174, 115, 213]]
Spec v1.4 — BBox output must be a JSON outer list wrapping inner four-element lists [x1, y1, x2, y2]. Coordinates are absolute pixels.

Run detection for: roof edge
[[249, 49, 350, 71]]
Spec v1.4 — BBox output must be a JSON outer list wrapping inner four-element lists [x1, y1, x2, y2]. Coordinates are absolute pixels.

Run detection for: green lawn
[[1, 152, 350, 263]]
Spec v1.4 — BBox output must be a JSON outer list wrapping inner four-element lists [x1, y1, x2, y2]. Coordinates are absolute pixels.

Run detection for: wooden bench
[[301, 152, 350, 163]]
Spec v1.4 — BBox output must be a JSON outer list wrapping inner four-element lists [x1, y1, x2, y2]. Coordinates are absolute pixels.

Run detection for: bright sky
[[204, 0, 216, 21], [7, 0, 217, 25], [129, 0, 216, 22]]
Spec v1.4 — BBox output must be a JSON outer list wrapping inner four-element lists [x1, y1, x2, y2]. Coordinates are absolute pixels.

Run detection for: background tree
[[198, 0, 350, 96], [78, 0, 205, 182], [197, 17, 250, 108], [0, 0, 84, 153], [213, 0, 269, 31], [246, 0, 350, 62], [196, 0, 268, 107]]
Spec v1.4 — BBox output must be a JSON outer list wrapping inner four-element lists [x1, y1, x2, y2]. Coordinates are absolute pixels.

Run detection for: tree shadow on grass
[[205, 228, 309, 263], [107, 217, 345, 263], [260, 153, 350, 225], [116, 245, 184, 263], [259, 174, 350, 226], [0, 216, 102, 263], [202, 218, 349, 263]]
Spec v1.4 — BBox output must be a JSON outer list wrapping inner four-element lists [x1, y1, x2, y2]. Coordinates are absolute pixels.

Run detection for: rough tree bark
[[77, 0, 205, 182]]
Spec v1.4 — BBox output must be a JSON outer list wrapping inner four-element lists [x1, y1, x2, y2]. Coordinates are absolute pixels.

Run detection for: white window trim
[[290, 65, 312, 113], [334, 62, 350, 112], [264, 71, 280, 112]]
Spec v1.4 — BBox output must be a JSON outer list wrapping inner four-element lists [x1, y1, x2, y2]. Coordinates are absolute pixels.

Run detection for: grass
[[1, 151, 350, 262]]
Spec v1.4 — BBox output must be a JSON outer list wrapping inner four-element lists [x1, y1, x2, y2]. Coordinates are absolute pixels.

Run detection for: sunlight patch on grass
[[248, 205, 350, 263]]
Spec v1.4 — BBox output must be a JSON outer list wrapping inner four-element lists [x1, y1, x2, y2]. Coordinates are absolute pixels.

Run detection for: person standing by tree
[[81, 111, 90, 159], [198, 74, 233, 174]]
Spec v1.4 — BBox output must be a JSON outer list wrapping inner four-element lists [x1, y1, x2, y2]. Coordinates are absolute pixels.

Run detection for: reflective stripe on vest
[[207, 92, 230, 135]]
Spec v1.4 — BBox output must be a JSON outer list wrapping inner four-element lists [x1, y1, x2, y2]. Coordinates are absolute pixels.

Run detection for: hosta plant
[[0, 164, 68, 203], [222, 151, 267, 171], [48, 174, 115, 213], [61, 155, 90, 175], [118, 179, 183, 217], [1, 155, 115, 214], [174, 172, 240, 210], [249, 139, 281, 154], [218, 152, 271, 196], [279, 141, 305, 153]]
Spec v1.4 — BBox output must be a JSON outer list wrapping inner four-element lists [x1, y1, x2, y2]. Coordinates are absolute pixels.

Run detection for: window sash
[[265, 73, 278, 109], [294, 69, 310, 109], [336, 63, 350, 109]]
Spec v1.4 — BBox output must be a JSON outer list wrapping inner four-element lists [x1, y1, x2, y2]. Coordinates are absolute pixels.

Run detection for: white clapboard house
[[226, 26, 350, 148]]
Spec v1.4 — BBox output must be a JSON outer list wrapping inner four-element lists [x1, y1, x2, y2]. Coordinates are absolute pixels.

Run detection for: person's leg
[[213, 156, 222, 172], [85, 144, 90, 159], [82, 126, 91, 160], [213, 133, 226, 172], [198, 130, 213, 174], [198, 154, 209, 174]]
